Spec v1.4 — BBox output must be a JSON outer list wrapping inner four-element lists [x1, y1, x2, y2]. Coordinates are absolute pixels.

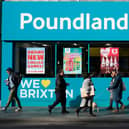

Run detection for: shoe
[[106, 107, 113, 110], [1, 107, 7, 111], [120, 105, 125, 110], [75, 109, 79, 117], [48, 106, 52, 114], [15, 107, 22, 112], [90, 113, 96, 117], [112, 110, 119, 113], [62, 110, 69, 114]]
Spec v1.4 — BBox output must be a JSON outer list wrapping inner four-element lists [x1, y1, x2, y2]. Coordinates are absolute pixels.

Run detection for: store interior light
[[73, 43, 78, 46], [42, 44, 48, 47], [80, 46, 83, 48], [32, 42, 37, 44], [105, 43, 112, 47]]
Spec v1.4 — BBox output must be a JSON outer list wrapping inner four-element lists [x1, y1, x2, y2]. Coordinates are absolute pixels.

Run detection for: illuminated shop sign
[[3, 2, 129, 41]]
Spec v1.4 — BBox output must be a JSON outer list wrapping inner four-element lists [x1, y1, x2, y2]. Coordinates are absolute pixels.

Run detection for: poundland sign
[[20, 13, 128, 31], [2, 2, 129, 40]]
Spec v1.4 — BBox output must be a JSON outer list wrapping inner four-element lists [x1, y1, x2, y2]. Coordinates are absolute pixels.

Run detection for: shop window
[[57, 41, 88, 77], [90, 42, 129, 77], [13, 42, 55, 77]]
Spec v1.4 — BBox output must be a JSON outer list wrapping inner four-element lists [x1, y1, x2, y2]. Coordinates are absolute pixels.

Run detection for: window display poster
[[26, 48, 45, 74], [100, 48, 119, 74], [63, 48, 82, 74]]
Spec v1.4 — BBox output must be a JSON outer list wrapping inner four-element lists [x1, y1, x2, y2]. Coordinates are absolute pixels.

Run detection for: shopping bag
[[90, 85, 95, 96], [80, 88, 87, 98]]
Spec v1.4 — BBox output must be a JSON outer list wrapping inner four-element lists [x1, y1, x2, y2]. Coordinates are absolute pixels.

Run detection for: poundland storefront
[[1, 2, 129, 107]]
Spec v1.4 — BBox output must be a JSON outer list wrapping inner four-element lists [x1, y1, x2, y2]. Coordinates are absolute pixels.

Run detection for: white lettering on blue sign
[[20, 13, 128, 31], [20, 80, 74, 99]]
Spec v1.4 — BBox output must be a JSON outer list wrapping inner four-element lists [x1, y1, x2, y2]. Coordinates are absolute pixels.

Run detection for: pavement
[[0, 106, 129, 127]]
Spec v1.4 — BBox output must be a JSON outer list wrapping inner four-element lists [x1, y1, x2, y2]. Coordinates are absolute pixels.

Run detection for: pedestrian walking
[[48, 69, 69, 114], [1, 68, 22, 112], [76, 73, 96, 117], [107, 70, 125, 113]]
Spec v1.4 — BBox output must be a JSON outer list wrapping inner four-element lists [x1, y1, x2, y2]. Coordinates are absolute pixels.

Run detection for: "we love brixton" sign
[[16, 78, 82, 107]]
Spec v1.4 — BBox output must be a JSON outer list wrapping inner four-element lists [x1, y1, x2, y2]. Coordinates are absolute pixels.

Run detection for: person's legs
[[61, 92, 69, 114], [119, 100, 125, 110], [107, 92, 113, 110], [14, 90, 22, 109], [4, 88, 15, 109], [11, 98, 16, 107], [61, 94, 66, 113], [112, 100, 119, 112], [89, 96, 96, 116], [107, 98, 113, 110], [76, 97, 89, 116], [48, 92, 61, 113]]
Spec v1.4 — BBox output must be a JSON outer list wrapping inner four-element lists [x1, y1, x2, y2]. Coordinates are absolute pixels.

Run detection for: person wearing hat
[[1, 68, 22, 112], [48, 69, 69, 114]]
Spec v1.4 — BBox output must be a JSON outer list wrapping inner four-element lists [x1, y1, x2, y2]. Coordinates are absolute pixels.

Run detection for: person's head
[[58, 69, 64, 76], [111, 69, 117, 78], [6, 68, 13, 75]]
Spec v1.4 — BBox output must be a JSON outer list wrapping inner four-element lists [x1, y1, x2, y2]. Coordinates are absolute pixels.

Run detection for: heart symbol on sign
[[41, 80, 51, 88]]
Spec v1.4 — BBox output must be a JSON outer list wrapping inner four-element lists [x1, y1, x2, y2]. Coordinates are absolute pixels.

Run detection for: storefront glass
[[14, 42, 55, 77], [90, 42, 129, 77], [2, 2, 129, 107]]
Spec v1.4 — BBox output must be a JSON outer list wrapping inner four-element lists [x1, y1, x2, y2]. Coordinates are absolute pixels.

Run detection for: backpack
[[13, 72, 22, 87]]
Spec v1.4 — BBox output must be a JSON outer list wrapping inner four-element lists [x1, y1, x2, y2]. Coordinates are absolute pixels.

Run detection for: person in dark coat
[[108, 70, 125, 112], [48, 69, 69, 114]]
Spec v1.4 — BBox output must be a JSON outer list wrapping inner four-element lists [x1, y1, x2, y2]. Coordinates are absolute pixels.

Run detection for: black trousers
[[50, 91, 66, 112], [115, 99, 123, 110]]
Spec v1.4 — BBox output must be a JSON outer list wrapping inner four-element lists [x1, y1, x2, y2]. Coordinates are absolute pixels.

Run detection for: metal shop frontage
[[1, 2, 129, 107]]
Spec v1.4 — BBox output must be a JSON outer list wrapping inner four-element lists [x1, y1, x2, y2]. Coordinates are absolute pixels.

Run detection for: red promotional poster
[[100, 48, 119, 74], [26, 48, 45, 74]]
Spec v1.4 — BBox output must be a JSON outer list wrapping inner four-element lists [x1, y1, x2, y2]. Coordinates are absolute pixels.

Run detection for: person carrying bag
[[76, 73, 96, 117]]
